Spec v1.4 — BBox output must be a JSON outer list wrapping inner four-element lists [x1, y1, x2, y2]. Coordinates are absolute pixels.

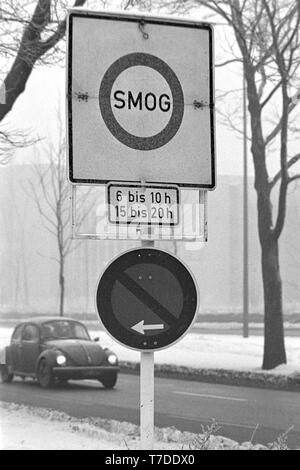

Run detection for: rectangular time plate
[[107, 183, 180, 226]]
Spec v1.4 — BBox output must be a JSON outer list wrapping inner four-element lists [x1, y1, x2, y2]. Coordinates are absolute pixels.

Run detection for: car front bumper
[[52, 366, 119, 380]]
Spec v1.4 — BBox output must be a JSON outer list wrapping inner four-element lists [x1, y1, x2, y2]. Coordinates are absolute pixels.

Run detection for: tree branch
[[288, 174, 300, 184], [260, 80, 283, 109], [215, 58, 242, 67], [0, 0, 87, 123], [265, 99, 299, 144], [270, 153, 300, 189]]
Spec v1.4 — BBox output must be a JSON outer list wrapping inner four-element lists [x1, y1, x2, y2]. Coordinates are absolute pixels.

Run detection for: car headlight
[[107, 354, 117, 365], [56, 354, 67, 366]]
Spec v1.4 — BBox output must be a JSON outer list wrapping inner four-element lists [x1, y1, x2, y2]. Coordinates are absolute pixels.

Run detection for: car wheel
[[0, 365, 14, 383], [100, 373, 118, 389], [37, 359, 54, 388]]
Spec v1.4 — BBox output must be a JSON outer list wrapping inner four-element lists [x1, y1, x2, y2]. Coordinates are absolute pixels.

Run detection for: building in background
[[0, 165, 299, 316]]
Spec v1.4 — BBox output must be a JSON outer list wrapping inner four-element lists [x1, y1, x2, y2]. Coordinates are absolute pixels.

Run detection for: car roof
[[16, 317, 84, 326]]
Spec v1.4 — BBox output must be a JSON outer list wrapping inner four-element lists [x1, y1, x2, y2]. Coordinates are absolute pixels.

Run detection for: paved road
[[1, 373, 299, 449]]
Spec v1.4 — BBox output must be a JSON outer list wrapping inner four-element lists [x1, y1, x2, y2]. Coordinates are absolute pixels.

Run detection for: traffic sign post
[[107, 183, 180, 226], [67, 10, 215, 189], [71, 182, 207, 242], [140, 239, 154, 450], [67, 9, 213, 451], [67, 10, 213, 242], [95, 248, 198, 351], [95, 245, 198, 449], [140, 350, 154, 450]]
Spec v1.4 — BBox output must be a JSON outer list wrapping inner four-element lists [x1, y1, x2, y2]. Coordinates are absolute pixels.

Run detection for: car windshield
[[41, 321, 90, 341]]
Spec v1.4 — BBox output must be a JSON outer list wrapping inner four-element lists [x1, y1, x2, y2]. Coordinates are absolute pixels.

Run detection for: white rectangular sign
[[108, 183, 179, 225], [67, 10, 215, 189]]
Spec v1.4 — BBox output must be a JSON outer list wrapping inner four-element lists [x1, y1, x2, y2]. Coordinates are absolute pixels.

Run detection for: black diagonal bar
[[117, 271, 179, 328]]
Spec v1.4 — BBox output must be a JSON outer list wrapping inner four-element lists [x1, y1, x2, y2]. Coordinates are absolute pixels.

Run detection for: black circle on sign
[[98, 53, 184, 151], [95, 248, 198, 351]]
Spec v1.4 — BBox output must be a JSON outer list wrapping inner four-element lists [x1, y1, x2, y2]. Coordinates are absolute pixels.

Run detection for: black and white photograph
[[0, 0, 299, 454]]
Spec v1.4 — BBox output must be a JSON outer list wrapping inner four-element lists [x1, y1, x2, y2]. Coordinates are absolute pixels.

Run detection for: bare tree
[[0, 1, 139, 162], [0, 0, 89, 161], [0, 1, 89, 122], [26, 112, 93, 316], [0, 126, 40, 164], [142, 0, 300, 369], [28, 141, 70, 315]]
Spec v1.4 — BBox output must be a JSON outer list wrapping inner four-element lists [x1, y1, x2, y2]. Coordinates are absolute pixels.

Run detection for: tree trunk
[[261, 238, 287, 369], [59, 259, 65, 317], [244, 68, 287, 370]]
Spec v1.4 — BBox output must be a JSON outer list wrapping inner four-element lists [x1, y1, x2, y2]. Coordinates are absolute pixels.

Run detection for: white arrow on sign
[[131, 320, 164, 335]]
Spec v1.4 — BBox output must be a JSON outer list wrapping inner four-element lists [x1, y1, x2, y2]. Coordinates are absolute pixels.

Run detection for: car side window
[[22, 324, 39, 343], [11, 325, 23, 343]]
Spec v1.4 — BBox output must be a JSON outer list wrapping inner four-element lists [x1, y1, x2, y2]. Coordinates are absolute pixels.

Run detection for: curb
[[119, 361, 300, 392]]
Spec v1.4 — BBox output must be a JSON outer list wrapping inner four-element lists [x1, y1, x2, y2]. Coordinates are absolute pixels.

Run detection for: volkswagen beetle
[[0, 318, 119, 389]]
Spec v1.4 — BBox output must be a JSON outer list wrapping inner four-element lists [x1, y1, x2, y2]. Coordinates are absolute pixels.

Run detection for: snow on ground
[[195, 322, 300, 330], [0, 402, 268, 450], [0, 326, 299, 375]]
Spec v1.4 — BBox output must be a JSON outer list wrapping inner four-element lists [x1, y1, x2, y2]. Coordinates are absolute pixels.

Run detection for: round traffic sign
[[99, 53, 184, 151], [95, 248, 198, 351]]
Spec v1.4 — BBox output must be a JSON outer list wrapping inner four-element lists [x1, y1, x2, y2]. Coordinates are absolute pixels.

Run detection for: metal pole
[[140, 350, 154, 449], [243, 67, 249, 338], [140, 236, 155, 449]]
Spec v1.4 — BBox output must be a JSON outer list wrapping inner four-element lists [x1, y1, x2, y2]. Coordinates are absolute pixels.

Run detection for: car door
[[20, 324, 41, 374], [10, 324, 24, 371]]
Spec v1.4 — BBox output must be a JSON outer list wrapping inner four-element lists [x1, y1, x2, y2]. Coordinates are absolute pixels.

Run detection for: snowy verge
[[120, 362, 300, 391], [0, 402, 272, 450]]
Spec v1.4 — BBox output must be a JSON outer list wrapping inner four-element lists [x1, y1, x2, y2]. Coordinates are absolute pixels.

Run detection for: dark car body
[[0, 317, 119, 388]]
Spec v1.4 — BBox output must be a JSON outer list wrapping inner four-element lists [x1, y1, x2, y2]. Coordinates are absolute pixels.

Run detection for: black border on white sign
[[95, 247, 199, 351], [67, 10, 215, 189], [107, 183, 180, 226]]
